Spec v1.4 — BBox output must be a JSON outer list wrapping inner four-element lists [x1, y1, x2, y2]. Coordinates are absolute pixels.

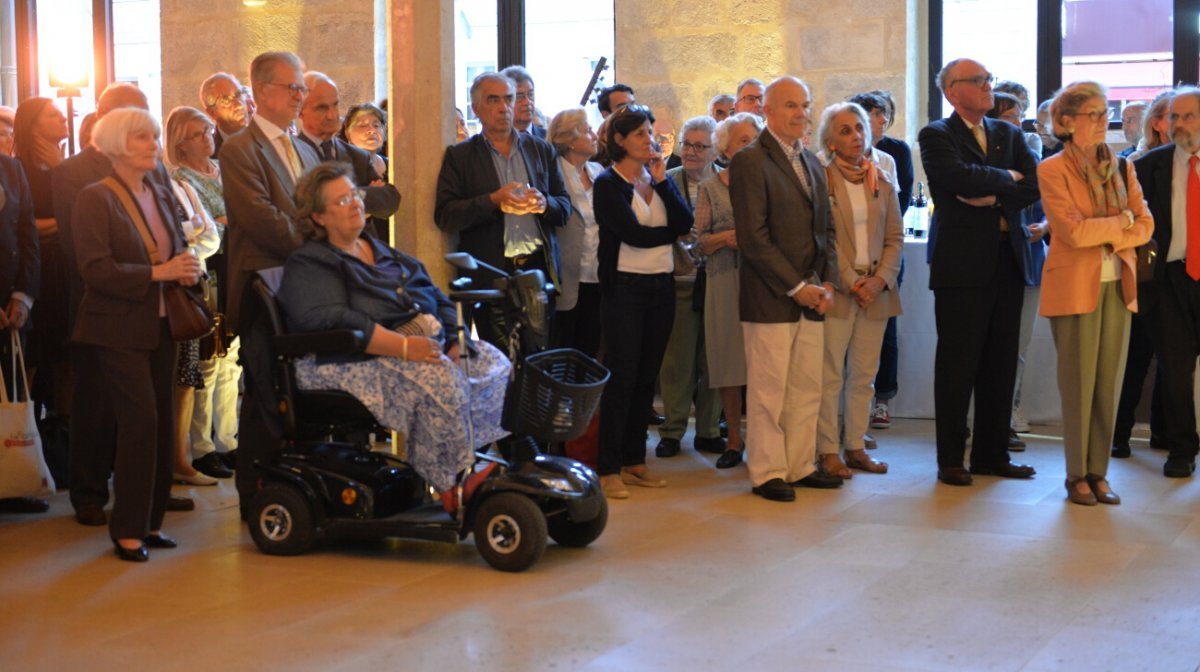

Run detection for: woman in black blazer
[[72, 109, 202, 562], [592, 105, 693, 499]]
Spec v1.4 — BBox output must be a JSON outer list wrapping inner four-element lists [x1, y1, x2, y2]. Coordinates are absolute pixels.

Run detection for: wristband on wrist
[[402, 336, 408, 360]]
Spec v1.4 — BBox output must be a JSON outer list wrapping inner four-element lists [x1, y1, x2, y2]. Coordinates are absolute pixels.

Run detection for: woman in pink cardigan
[[1039, 81, 1153, 506]]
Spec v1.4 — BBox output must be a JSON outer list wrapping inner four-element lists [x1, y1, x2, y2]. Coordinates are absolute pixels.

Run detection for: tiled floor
[[3, 419, 1200, 671]]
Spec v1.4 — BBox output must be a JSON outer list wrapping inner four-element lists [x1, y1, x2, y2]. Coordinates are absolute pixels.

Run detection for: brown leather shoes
[[969, 461, 1036, 479], [1065, 478, 1097, 506], [845, 449, 887, 474], [1086, 475, 1120, 505], [819, 453, 853, 479]]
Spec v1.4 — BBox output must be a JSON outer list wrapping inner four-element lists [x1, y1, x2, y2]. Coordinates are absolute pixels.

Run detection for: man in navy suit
[[919, 58, 1041, 486], [1133, 86, 1200, 478], [297, 71, 400, 240], [500, 65, 547, 139], [434, 71, 570, 350]]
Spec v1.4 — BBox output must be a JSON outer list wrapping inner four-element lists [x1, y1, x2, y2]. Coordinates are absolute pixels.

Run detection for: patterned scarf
[[832, 151, 879, 198], [1063, 140, 1127, 216]]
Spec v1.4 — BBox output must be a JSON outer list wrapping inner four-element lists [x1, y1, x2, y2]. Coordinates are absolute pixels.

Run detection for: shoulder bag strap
[[101, 176, 163, 265]]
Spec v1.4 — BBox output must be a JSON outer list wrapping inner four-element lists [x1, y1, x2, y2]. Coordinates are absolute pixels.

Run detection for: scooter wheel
[[472, 492, 547, 572], [548, 496, 607, 548], [248, 484, 316, 556]]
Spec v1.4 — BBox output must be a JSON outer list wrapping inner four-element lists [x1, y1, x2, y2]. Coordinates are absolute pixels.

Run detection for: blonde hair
[[548, 107, 589, 155], [164, 106, 213, 168], [1050, 81, 1108, 142]]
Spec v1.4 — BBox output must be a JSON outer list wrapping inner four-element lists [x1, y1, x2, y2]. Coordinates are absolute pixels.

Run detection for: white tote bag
[[0, 329, 55, 498]]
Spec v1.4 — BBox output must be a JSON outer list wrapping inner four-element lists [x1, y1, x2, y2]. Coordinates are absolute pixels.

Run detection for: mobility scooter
[[243, 253, 609, 572]]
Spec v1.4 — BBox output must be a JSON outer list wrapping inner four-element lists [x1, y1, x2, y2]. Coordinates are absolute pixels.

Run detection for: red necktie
[[1189, 156, 1200, 280]]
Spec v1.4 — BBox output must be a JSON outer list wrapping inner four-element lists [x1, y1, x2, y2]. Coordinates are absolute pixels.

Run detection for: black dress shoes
[[716, 449, 743, 469], [647, 410, 666, 426], [1111, 442, 1131, 459], [694, 436, 726, 454], [166, 496, 195, 511], [790, 471, 843, 489], [142, 533, 178, 549], [937, 467, 973, 486], [75, 504, 108, 526], [752, 478, 795, 501], [192, 452, 234, 479], [217, 450, 238, 470], [113, 541, 149, 563], [0, 497, 50, 514], [1163, 458, 1197, 478], [655, 438, 681, 458], [969, 461, 1036, 479]]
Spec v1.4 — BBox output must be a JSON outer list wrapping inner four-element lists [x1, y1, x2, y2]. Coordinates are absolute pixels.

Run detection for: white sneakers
[[1011, 407, 1030, 433], [870, 402, 891, 429]]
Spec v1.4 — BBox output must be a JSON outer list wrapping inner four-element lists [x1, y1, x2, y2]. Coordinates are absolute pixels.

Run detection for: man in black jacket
[[434, 71, 570, 351]]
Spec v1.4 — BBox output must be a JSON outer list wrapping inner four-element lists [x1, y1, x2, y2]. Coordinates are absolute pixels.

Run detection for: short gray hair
[[936, 58, 970, 93], [680, 115, 717, 140], [816, 102, 872, 156], [709, 93, 734, 111], [500, 65, 534, 87], [715, 112, 763, 156], [470, 72, 514, 109], [736, 78, 765, 97], [548, 107, 589, 155], [90, 107, 161, 160], [303, 70, 336, 91], [250, 51, 303, 95], [1050, 81, 1107, 142]]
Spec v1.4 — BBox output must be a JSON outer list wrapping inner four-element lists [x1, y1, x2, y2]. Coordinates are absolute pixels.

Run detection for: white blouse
[[617, 178, 673, 275]]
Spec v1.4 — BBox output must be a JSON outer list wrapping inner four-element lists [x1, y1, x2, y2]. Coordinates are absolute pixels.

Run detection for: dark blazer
[[278, 237, 458, 362], [1133, 143, 1176, 311], [219, 120, 320, 331], [434, 132, 571, 286], [52, 147, 179, 328], [0, 156, 39, 310], [875, 136, 914, 216], [70, 178, 186, 350], [730, 130, 837, 324], [591, 167, 693, 291], [919, 112, 1041, 289], [296, 134, 401, 219]]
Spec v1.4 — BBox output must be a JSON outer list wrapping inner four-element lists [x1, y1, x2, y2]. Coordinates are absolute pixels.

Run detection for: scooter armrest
[[272, 330, 367, 356]]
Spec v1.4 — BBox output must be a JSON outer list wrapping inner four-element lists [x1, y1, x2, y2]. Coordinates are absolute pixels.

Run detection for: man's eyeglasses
[[214, 93, 246, 108], [739, 94, 764, 104], [266, 82, 309, 98], [330, 188, 367, 208], [515, 91, 535, 102], [682, 141, 712, 152], [949, 74, 995, 89]]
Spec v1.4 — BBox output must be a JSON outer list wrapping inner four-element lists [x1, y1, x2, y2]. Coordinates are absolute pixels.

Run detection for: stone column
[[386, 0, 455, 287]]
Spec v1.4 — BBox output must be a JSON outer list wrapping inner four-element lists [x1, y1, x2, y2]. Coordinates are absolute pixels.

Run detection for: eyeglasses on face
[[682, 141, 712, 152], [267, 82, 309, 98], [1072, 109, 1109, 123], [215, 93, 246, 108], [739, 94, 764, 104], [330, 188, 367, 208], [184, 127, 215, 142], [950, 74, 995, 88]]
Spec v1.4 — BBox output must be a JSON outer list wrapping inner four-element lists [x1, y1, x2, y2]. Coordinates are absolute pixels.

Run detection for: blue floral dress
[[280, 238, 511, 492]]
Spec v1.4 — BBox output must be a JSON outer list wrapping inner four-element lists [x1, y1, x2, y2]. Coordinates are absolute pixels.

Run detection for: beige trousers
[[743, 318, 823, 486], [817, 303, 888, 455]]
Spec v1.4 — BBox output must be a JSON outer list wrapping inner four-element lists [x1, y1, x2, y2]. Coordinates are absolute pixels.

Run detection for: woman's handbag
[[0, 330, 56, 498], [101, 177, 214, 341]]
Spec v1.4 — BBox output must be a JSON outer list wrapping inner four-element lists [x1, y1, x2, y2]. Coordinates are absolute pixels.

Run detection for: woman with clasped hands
[[71, 108, 203, 561], [1038, 81, 1153, 506], [813, 102, 901, 479]]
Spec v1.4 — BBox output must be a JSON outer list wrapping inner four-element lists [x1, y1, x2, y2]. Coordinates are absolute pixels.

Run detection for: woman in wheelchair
[[278, 162, 510, 499]]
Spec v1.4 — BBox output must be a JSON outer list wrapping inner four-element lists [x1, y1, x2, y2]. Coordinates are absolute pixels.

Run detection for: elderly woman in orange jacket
[[1038, 81, 1153, 506]]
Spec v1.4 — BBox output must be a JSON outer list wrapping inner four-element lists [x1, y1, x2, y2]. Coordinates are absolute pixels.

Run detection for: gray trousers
[[1050, 281, 1131, 480]]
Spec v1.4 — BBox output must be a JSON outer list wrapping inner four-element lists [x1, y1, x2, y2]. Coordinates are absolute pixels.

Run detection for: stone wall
[[615, 0, 919, 143], [159, 0, 377, 116]]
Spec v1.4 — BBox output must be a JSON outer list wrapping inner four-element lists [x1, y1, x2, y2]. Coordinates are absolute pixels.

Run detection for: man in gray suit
[[730, 76, 843, 502], [219, 50, 319, 507]]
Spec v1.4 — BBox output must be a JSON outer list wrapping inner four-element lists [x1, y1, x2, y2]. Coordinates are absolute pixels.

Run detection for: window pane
[[113, 0, 162, 122], [942, 0, 1038, 119], [524, 0, 614, 129], [36, 0, 94, 154], [1062, 0, 1171, 120], [454, 0, 498, 136]]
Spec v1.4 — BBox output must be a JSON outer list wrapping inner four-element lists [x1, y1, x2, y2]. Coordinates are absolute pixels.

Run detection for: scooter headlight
[[539, 477, 577, 492]]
